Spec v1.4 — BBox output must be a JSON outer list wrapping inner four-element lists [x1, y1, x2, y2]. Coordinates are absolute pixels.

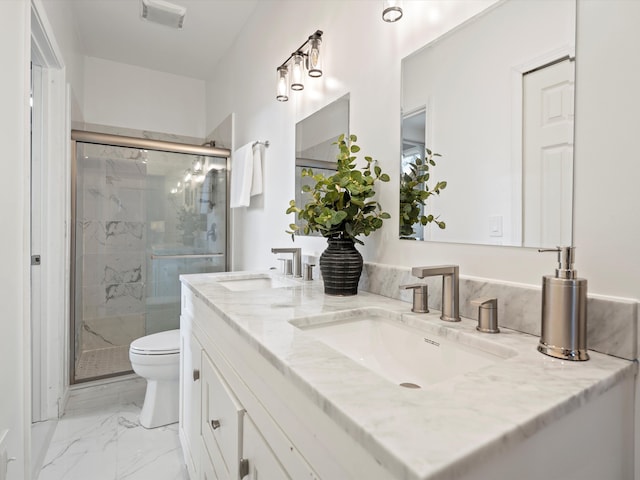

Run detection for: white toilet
[[129, 329, 181, 429]]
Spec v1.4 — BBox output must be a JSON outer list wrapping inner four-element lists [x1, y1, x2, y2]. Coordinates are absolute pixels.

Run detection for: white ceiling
[[69, 0, 259, 80]]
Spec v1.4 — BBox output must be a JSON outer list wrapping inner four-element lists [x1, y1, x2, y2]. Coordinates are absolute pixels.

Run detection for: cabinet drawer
[[202, 351, 244, 480], [242, 415, 290, 480], [201, 441, 221, 480]]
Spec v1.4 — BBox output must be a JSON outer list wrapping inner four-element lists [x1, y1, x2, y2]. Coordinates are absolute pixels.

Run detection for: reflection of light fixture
[[193, 158, 202, 173], [382, 0, 403, 22], [275, 30, 323, 102], [184, 169, 192, 182]]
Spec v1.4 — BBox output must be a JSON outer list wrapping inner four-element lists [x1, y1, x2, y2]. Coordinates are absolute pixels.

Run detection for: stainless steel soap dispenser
[[537, 246, 589, 361]]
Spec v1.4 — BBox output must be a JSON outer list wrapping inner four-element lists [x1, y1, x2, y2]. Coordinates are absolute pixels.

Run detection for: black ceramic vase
[[319, 237, 363, 296]]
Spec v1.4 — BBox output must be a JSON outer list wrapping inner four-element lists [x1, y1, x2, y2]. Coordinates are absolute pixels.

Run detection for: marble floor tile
[[37, 377, 188, 480]]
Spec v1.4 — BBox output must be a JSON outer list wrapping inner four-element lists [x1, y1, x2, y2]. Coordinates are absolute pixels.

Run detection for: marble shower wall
[[360, 262, 639, 361], [78, 144, 148, 353], [75, 124, 228, 362]]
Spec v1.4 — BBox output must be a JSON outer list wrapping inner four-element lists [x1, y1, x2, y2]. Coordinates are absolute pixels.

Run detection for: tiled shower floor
[[37, 376, 188, 480], [75, 345, 132, 380]]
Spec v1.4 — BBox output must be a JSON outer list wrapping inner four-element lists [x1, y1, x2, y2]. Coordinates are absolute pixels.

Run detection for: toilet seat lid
[[130, 329, 180, 355]]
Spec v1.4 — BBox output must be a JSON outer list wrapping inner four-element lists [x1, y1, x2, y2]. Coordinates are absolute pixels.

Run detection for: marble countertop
[[181, 271, 636, 480]]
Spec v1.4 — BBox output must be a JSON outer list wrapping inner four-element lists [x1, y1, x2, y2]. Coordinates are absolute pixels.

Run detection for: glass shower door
[[73, 140, 227, 382]]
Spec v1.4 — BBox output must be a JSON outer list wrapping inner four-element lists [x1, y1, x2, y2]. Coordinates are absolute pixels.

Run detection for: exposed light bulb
[[291, 53, 305, 91], [276, 66, 289, 102], [307, 36, 322, 77]]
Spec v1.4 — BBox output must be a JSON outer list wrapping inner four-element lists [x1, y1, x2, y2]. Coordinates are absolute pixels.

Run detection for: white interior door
[[30, 63, 44, 422], [522, 58, 574, 247]]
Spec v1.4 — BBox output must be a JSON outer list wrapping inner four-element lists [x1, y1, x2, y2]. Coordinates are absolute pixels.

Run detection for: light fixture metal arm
[[277, 30, 323, 70]]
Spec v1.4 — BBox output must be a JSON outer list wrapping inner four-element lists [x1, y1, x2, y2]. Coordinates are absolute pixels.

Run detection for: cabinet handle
[[210, 419, 220, 430], [192, 369, 200, 381]]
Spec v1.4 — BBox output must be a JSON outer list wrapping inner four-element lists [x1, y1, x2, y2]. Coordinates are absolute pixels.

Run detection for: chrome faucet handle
[[278, 258, 293, 276], [471, 297, 499, 333], [303, 263, 315, 281], [400, 283, 429, 313]]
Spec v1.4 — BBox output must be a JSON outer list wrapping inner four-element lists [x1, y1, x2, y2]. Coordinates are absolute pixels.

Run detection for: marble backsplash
[[360, 262, 639, 361]]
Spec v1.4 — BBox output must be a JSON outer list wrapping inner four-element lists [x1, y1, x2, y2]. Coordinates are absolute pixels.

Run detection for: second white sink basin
[[291, 308, 515, 388], [218, 274, 298, 292]]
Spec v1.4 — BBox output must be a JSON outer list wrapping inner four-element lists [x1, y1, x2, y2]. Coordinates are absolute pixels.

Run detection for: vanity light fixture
[[382, 0, 403, 22], [275, 30, 323, 102]]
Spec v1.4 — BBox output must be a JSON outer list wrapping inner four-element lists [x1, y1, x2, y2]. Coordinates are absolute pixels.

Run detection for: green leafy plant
[[399, 147, 447, 238], [286, 134, 391, 245], [177, 206, 205, 234]]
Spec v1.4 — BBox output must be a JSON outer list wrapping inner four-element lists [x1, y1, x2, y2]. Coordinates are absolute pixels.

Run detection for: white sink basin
[[218, 274, 298, 292], [291, 308, 515, 388]]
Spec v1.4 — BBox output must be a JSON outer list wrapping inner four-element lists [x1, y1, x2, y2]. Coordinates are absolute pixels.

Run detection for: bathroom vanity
[[179, 271, 636, 480]]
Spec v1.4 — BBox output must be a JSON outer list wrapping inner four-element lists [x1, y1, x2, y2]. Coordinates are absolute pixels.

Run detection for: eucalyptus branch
[[399, 147, 447, 238], [286, 134, 391, 244]]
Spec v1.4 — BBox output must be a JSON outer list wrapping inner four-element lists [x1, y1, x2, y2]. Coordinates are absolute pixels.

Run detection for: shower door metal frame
[[69, 129, 231, 384]]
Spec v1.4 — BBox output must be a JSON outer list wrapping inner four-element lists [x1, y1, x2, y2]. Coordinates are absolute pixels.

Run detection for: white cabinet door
[[202, 352, 244, 480], [201, 445, 221, 480], [179, 316, 202, 478], [242, 415, 290, 480]]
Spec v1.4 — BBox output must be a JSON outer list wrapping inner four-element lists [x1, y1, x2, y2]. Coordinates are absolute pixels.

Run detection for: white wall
[[40, 0, 85, 123], [83, 56, 206, 138], [206, 0, 497, 271], [573, 0, 640, 300], [206, 0, 640, 301], [0, 2, 30, 479]]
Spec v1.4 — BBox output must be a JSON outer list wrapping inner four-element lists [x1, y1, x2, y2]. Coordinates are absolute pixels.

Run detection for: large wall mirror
[[401, 0, 576, 247], [294, 94, 350, 235]]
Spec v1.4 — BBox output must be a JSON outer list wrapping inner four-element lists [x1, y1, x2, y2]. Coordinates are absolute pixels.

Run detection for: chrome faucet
[[411, 265, 460, 322], [271, 247, 302, 278]]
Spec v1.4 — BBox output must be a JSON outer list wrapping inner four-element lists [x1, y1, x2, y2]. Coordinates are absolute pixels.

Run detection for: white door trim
[[30, 0, 69, 421]]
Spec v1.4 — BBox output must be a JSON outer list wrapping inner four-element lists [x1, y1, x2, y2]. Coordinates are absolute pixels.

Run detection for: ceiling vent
[[141, 0, 186, 29]]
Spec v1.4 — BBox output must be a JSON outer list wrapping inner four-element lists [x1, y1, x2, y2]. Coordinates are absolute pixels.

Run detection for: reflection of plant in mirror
[[286, 134, 391, 245], [177, 206, 205, 234], [400, 148, 447, 238]]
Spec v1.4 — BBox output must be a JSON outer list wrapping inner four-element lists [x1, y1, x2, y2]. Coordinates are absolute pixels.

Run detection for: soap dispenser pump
[[537, 246, 589, 361]]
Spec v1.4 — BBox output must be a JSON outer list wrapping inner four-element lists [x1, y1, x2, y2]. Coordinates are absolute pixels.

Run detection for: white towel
[[250, 143, 263, 196], [230, 143, 254, 208]]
